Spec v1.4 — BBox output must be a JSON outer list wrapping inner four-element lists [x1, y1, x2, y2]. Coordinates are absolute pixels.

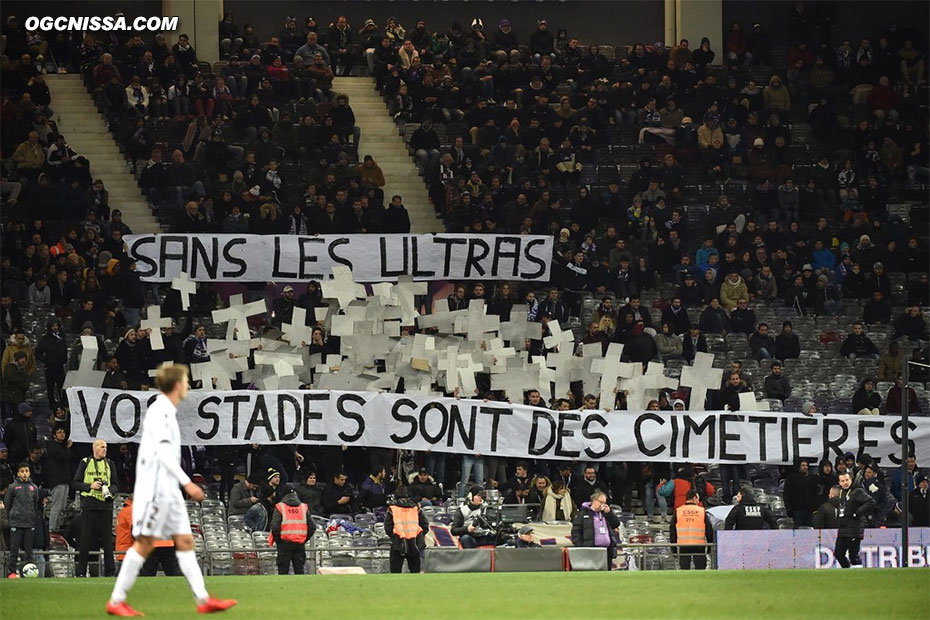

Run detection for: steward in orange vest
[[669, 489, 714, 570], [384, 489, 430, 574], [269, 486, 316, 575]]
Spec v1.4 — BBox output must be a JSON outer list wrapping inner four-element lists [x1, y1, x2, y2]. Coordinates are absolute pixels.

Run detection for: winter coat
[[851, 383, 881, 415], [764, 374, 792, 401], [4, 477, 39, 528], [4, 409, 37, 464], [1, 362, 31, 405], [1, 335, 36, 377], [35, 327, 68, 371], [837, 486, 874, 537], [228, 480, 256, 516], [813, 499, 841, 528], [724, 496, 779, 530], [570, 502, 621, 547], [719, 276, 749, 309], [541, 489, 576, 521], [840, 334, 878, 357], [773, 333, 801, 360], [42, 438, 73, 488], [784, 470, 818, 513]]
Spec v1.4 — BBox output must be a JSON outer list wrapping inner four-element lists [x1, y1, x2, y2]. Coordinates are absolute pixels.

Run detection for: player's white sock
[[110, 548, 145, 604], [176, 550, 209, 604]]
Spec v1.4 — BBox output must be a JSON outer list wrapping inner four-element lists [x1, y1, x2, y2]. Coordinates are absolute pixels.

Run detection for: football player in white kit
[[107, 363, 236, 617]]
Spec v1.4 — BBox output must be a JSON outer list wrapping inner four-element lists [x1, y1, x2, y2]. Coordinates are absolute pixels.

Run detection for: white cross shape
[[321, 265, 366, 310], [543, 320, 574, 351], [619, 362, 647, 410], [679, 352, 723, 412], [641, 362, 679, 404], [212, 295, 267, 341], [590, 343, 634, 410], [139, 305, 172, 350], [281, 307, 314, 345], [394, 276, 427, 326], [738, 392, 770, 411], [171, 272, 196, 311]]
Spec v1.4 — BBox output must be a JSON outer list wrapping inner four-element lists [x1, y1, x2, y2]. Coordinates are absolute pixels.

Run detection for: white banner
[[65, 388, 929, 465], [123, 233, 553, 283]]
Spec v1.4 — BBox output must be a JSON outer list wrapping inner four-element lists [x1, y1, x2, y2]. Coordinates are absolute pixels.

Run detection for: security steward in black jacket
[[813, 485, 842, 528], [71, 439, 117, 576], [724, 487, 779, 530], [834, 471, 875, 568]]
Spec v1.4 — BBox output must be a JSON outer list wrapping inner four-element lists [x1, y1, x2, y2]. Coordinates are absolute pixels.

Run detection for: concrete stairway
[[44, 74, 160, 233], [332, 77, 438, 233]]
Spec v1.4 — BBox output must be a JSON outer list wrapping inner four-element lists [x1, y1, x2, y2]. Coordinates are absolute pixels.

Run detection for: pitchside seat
[[424, 548, 493, 573]]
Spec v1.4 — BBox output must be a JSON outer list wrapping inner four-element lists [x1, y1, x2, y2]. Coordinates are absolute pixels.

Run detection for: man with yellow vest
[[71, 439, 116, 577], [669, 489, 714, 569], [269, 485, 316, 575], [384, 487, 429, 573]]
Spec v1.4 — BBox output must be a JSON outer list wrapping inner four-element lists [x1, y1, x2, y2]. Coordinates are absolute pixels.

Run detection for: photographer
[[71, 439, 116, 577], [451, 486, 495, 548], [571, 490, 621, 569]]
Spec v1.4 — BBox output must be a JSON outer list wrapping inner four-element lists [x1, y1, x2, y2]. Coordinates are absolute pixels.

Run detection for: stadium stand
[[0, 4, 928, 576]]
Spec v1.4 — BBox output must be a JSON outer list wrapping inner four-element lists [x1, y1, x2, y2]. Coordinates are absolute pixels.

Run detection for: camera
[[95, 478, 113, 499]]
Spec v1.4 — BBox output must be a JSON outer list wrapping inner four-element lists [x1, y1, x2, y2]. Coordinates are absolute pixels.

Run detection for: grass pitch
[[1, 570, 928, 619]]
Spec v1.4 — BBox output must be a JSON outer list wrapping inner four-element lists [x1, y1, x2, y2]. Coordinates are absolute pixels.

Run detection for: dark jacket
[[570, 501, 621, 547], [42, 438, 73, 487], [783, 468, 818, 513], [910, 487, 929, 527], [851, 382, 881, 414], [571, 478, 609, 511], [813, 498, 841, 528], [773, 332, 801, 360], [1, 362, 30, 406], [840, 333, 878, 357], [294, 483, 323, 516], [724, 496, 778, 530], [269, 491, 316, 545], [4, 409, 37, 464], [358, 476, 387, 511], [384, 498, 430, 554], [837, 485, 874, 537], [228, 480, 256, 516], [407, 476, 443, 504], [35, 327, 68, 370], [321, 482, 356, 516], [764, 374, 792, 401], [4, 477, 39, 528]]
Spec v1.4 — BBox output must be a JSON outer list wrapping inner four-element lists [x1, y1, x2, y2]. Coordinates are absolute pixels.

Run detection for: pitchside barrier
[[717, 527, 930, 569]]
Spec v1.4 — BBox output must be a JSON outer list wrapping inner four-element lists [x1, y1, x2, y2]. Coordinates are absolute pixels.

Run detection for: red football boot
[[106, 601, 145, 617], [197, 597, 238, 614]]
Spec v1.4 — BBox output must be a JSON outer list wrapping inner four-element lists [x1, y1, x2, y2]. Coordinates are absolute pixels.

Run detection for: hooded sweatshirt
[[1, 335, 35, 377]]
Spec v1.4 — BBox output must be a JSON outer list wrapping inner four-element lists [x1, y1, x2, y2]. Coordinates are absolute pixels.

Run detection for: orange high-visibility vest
[[389, 505, 422, 539], [269, 502, 309, 546], [675, 503, 707, 545]]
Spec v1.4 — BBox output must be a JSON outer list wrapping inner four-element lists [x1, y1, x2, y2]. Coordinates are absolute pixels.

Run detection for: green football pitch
[[1, 570, 928, 619]]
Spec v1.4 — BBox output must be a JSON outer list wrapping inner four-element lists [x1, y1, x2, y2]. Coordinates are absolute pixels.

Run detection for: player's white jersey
[[133, 393, 185, 503]]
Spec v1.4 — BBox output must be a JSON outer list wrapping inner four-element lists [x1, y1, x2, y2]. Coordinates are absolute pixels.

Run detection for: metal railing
[[3, 542, 717, 576]]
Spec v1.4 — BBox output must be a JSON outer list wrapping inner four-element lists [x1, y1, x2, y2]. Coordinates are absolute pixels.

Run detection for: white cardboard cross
[[321, 265, 366, 310], [738, 392, 771, 411], [679, 352, 723, 412], [281, 307, 314, 345], [139, 305, 172, 350], [171, 272, 196, 311], [641, 362, 679, 404], [590, 343, 634, 410]]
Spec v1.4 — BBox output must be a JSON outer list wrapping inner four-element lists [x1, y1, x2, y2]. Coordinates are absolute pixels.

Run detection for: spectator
[[885, 375, 921, 415], [42, 425, 72, 533], [893, 306, 929, 341], [784, 459, 817, 527], [763, 361, 791, 402], [773, 321, 801, 361], [878, 341, 905, 381], [749, 322, 775, 360], [570, 489, 621, 569], [851, 378, 881, 415], [839, 322, 879, 361]]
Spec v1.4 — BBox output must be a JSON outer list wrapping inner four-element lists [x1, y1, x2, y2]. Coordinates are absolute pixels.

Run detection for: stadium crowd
[[0, 4, 929, 575]]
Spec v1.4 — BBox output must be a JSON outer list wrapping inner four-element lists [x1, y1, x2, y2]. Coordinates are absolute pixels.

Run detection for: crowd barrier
[[717, 528, 930, 569]]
